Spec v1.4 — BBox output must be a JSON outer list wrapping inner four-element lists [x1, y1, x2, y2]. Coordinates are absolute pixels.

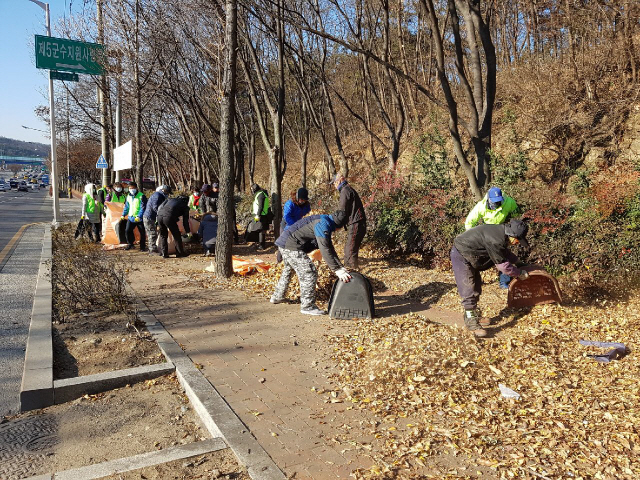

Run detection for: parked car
[[0, 182, 6, 192], [18, 181, 29, 192], [30, 183, 39, 191], [9, 179, 18, 189]]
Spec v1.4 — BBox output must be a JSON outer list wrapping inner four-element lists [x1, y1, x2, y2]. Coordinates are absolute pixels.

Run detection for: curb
[[24, 437, 227, 480], [132, 290, 287, 480], [53, 362, 175, 404], [20, 225, 54, 411]]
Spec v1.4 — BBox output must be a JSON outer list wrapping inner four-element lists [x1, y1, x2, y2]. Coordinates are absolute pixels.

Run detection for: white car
[[30, 183, 39, 191], [0, 182, 6, 192]]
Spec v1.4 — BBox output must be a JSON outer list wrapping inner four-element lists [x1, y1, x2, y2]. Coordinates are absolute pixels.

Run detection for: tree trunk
[[215, 0, 237, 278]]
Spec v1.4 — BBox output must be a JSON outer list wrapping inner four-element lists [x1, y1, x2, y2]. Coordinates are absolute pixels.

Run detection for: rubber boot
[[464, 310, 488, 338]]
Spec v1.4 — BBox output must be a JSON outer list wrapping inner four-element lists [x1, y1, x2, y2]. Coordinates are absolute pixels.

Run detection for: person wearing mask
[[121, 182, 147, 251], [465, 186, 521, 289], [451, 219, 531, 338], [106, 182, 126, 202], [106, 182, 127, 244], [200, 184, 218, 214], [81, 183, 103, 243], [198, 213, 218, 256], [330, 172, 367, 269], [144, 185, 170, 254], [250, 183, 271, 250], [157, 195, 191, 258], [188, 186, 201, 211], [270, 211, 352, 315]]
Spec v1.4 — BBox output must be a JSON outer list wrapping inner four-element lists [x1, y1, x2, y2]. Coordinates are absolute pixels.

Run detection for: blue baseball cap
[[488, 187, 504, 202]]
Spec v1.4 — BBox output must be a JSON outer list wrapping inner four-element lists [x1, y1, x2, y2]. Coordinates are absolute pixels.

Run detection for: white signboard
[[113, 140, 132, 171]]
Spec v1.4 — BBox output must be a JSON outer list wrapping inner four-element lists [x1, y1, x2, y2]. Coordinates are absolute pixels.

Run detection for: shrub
[[52, 224, 130, 321]]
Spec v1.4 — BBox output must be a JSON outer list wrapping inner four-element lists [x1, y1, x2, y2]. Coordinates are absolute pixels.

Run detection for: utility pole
[[97, 0, 109, 187], [115, 53, 122, 183], [28, 0, 60, 224]]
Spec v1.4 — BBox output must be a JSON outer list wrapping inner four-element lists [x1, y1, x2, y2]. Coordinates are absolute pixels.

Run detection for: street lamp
[[22, 125, 49, 135], [27, 0, 60, 225]]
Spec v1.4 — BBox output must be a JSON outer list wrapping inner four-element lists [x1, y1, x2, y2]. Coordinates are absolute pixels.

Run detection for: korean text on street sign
[[96, 155, 108, 169], [35, 35, 104, 75], [50, 71, 79, 82]]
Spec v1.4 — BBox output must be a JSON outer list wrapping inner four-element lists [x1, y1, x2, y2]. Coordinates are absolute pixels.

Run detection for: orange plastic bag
[[232, 256, 271, 275], [102, 202, 137, 245]]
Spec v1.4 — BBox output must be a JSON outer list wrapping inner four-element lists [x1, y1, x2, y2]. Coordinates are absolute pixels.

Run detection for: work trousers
[[344, 220, 366, 269], [157, 216, 184, 256], [273, 248, 318, 310], [450, 246, 482, 311], [125, 219, 146, 250], [88, 221, 101, 243], [143, 217, 158, 252]]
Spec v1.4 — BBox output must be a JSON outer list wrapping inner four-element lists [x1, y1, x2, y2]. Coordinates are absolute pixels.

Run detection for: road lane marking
[[0, 222, 40, 268]]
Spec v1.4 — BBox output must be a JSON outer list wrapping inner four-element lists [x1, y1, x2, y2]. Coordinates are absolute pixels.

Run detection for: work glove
[[120, 216, 126, 221], [134, 216, 141, 223], [335, 268, 352, 283], [81, 215, 85, 220], [518, 270, 530, 281], [254, 216, 260, 222]]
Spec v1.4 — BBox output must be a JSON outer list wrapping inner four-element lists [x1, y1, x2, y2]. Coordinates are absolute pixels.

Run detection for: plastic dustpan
[[507, 266, 562, 308]]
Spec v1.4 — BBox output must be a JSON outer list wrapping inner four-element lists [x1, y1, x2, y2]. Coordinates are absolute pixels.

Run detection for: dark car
[[9, 179, 18, 189], [18, 181, 29, 192]]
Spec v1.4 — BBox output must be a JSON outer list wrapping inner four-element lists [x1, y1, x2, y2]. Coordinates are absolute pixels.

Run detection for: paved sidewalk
[[129, 265, 386, 479], [128, 255, 463, 479]]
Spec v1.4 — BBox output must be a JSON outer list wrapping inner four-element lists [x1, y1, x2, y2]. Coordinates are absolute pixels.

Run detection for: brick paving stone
[[128, 267, 414, 478]]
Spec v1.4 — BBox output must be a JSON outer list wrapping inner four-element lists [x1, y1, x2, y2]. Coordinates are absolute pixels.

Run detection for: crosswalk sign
[[96, 155, 108, 168]]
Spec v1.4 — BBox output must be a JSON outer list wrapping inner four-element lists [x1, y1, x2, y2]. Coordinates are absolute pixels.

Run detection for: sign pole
[[43, 2, 60, 225]]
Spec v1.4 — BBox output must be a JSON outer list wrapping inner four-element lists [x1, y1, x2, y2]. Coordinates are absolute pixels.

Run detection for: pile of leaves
[[327, 300, 640, 479], [186, 258, 337, 306]]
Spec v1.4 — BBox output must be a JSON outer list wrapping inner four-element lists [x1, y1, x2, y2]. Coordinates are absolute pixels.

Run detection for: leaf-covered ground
[[188, 246, 640, 479]]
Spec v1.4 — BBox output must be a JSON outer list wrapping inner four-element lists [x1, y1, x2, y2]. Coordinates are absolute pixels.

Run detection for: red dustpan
[[507, 266, 562, 308]]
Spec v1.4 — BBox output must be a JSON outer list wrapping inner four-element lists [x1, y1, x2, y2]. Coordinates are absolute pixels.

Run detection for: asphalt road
[[0, 189, 78, 417]]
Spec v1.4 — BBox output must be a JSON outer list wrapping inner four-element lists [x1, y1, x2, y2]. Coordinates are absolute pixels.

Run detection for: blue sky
[[0, 0, 85, 144]]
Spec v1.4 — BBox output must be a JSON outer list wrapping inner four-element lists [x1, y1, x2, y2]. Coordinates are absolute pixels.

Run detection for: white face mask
[[129, 189, 137, 195], [114, 187, 122, 192]]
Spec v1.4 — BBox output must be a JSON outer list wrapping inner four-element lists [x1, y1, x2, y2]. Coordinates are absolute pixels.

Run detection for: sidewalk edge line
[[20, 225, 54, 411], [130, 288, 287, 480]]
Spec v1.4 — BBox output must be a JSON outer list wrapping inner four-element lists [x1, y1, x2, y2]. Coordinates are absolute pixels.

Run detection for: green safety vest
[[126, 192, 144, 217], [84, 193, 103, 214], [465, 194, 519, 230], [253, 191, 270, 216], [110, 192, 126, 203]]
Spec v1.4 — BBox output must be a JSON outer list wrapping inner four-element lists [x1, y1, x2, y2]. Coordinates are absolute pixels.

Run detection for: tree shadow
[[404, 281, 457, 307]]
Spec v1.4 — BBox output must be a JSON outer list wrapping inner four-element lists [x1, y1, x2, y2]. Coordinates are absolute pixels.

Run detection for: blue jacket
[[275, 214, 342, 271], [122, 192, 147, 221], [144, 191, 167, 221], [282, 199, 311, 230]]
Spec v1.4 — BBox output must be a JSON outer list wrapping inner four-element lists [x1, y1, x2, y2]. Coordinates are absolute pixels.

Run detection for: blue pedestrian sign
[[96, 155, 108, 168]]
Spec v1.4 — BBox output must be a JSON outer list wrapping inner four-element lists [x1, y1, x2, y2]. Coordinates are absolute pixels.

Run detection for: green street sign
[[35, 35, 105, 75], [50, 71, 79, 82]]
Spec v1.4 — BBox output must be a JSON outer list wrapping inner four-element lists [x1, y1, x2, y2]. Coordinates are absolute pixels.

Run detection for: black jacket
[[157, 198, 191, 233], [453, 224, 515, 271], [338, 182, 366, 226]]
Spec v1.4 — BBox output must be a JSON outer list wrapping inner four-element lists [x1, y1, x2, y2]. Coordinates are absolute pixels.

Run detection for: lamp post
[[27, 0, 60, 225]]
